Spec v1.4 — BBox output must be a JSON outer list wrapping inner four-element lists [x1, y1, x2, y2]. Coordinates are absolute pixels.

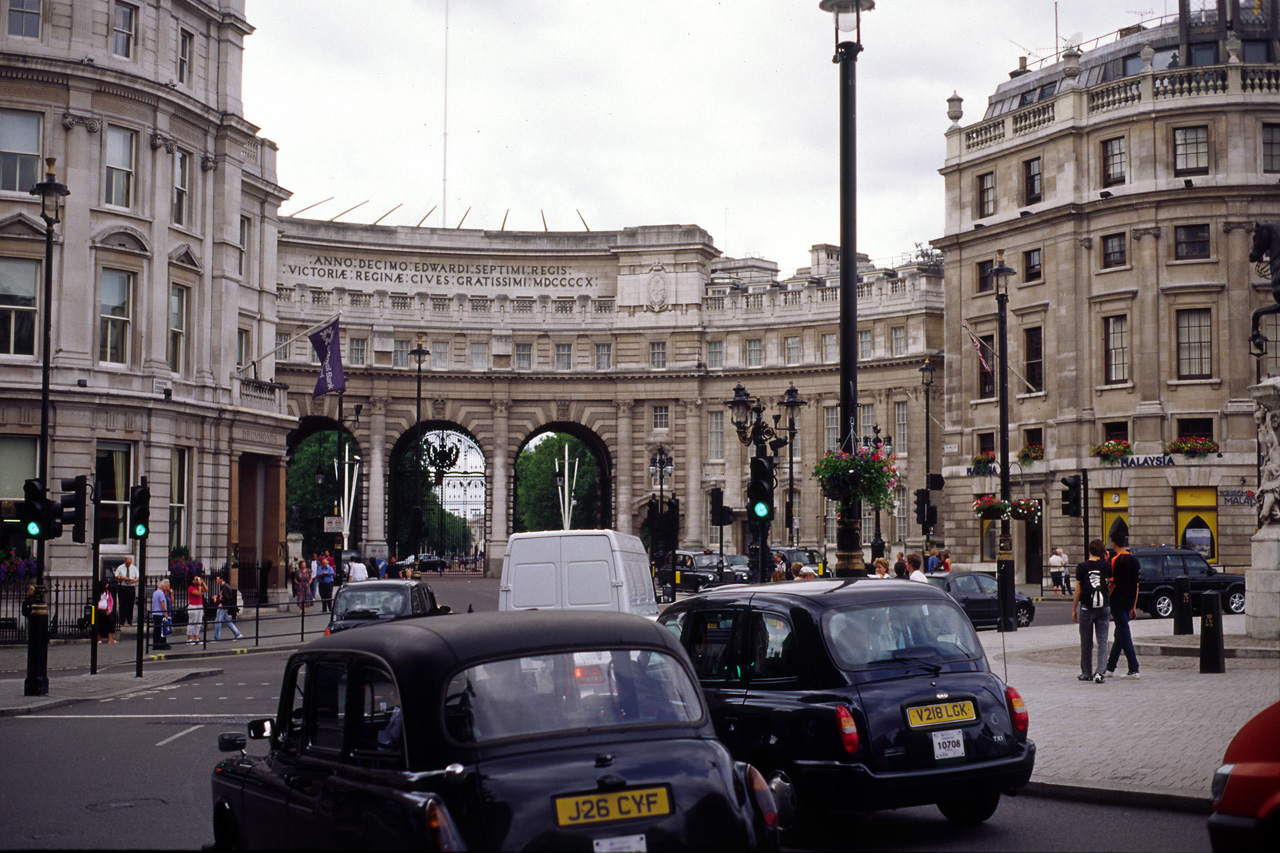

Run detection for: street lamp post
[[726, 384, 789, 584], [648, 447, 674, 576], [992, 250, 1018, 632], [410, 339, 429, 561], [819, 0, 874, 576], [25, 158, 69, 697], [779, 384, 808, 547], [863, 425, 893, 560], [919, 358, 935, 555]]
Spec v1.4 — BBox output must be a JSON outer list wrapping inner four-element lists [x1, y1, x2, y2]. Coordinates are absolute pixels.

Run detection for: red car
[[1209, 700, 1280, 851]]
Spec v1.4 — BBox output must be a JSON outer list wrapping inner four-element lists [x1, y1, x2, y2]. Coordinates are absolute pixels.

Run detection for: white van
[[498, 530, 659, 618]]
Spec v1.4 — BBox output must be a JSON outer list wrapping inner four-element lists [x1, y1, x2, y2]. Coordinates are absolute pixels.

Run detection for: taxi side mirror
[[217, 732, 247, 753], [247, 718, 275, 740]]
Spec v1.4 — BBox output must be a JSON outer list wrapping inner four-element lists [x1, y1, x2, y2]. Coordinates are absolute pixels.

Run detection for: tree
[[286, 430, 362, 557], [514, 434, 600, 532]]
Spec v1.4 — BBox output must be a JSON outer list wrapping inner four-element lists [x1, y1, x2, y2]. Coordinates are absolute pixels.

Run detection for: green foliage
[[514, 434, 600, 532], [286, 431, 362, 556]]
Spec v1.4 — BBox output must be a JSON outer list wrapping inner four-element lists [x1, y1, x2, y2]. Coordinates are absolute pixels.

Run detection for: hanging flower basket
[[1090, 439, 1133, 463], [971, 494, 1010, 519], [1166, 436, 1219, 458], [1009, 498, 1042, 523], [970, 451, 997, 476], [812, 448, 899, 515], [1016, 444, 1044, 465], [0, 551, 37, 585]]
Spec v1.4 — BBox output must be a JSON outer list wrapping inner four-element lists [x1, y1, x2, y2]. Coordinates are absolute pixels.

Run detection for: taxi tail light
[[745, 764, 778, 828], [423, 797, 466, 852], [836, 704, 860, 755], [323, 624, 331, 637], [1006, 685, 1029, 738]]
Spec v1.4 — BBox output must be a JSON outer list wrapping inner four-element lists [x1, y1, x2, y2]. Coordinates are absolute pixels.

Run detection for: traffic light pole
[[1081, 467, 1090, 565]]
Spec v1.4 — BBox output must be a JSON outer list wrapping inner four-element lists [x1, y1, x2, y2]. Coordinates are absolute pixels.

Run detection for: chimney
[[1009, 55, 1030, 78]]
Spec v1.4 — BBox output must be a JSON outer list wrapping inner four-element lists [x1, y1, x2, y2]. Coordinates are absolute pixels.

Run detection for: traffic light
[[710, 487, 724, 526], [914, 488, 930, 525], [928, 473, 945, 491], [1061, 474, 1082, 517], [746, 457, 775, 522], [20, 478, 56, 539], [60, 476, 87, 544], [926, 503, 938, 528], [665, 497, 680, 554], [129, 483, 151, 539]]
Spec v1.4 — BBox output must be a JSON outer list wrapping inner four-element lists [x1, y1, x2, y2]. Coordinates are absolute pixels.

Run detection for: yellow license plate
[[907, 700, 976, 728], [555, 787, 671, 827]]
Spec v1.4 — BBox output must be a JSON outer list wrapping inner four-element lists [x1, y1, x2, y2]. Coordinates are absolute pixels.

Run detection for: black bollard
[[1173, 576, 1194, 635], [1200, 591, 1226, 674]]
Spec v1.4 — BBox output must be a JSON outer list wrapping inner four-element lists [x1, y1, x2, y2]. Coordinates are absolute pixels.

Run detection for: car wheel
[[1153, 591, 1175, 618], [1226, 587, 1246, 615], [937, 791, 1000, 825], [1015, 602, 1033, 628]]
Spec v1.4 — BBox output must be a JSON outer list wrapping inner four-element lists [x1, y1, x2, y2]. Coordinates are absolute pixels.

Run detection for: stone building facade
[[934, 0, 1280, 577]]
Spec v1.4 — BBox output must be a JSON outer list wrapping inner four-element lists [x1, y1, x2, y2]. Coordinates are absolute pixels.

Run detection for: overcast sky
[[242, 1, 1172, 275]]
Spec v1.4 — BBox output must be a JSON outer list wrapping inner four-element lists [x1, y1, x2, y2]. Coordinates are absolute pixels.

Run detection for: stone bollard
[[1173, 576, 1194, 635], [1200, 591, 1226, 673]]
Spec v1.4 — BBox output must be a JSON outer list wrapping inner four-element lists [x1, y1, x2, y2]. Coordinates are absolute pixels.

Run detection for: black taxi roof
[[695, 577, 952, 607]]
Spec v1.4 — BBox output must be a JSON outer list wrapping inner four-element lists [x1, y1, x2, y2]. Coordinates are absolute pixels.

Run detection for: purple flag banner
[[308, 317, 346, 398]]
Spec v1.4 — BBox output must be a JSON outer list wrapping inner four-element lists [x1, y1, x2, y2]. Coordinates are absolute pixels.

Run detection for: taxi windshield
[[443, 649, 703, 743], [823, 600, 983, 670]]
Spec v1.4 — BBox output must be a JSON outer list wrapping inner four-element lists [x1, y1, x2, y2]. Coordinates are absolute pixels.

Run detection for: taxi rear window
[[443, 648, 703, 743], [823, 601, 983, 670]]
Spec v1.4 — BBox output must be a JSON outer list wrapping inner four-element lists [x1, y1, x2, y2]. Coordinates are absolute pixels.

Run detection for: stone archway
[[285, 415, 365, 559], [387, 421, 487, 562], [513, 422, 614, 532]]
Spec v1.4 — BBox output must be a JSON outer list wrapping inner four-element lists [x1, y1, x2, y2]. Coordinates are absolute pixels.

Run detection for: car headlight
[[1211, 763, 1233, 804]]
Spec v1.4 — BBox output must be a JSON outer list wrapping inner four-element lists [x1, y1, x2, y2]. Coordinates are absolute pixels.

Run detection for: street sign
[[324, 516, 344, 533]]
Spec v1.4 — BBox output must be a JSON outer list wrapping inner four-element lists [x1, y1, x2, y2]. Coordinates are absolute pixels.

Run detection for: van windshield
[[822, 601, 983, 670]]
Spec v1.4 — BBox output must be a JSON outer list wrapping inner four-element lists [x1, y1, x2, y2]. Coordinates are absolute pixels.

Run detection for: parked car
[[324, 579, 450, 636], [211, 611, 779, 850], [1209, 700, 1280, 851], [670, 550, 750, 591], [1128, 546, 1246, 618], [658, 578, 1035, 834], [926, 571, 1035, 629]]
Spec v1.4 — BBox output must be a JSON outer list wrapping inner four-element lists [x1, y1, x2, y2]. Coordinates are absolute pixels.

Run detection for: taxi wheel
[[937, 792, 1000, 825]]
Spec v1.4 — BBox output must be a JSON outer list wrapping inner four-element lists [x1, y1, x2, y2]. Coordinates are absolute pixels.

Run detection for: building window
[[1177, 308, 1212, 379], [169, 447, 188, 552], [1023, 157, 1042, 205], [652, 405, 669, 430], [469, 342, 487, 370], [894, 400, 907, 449], [0, 256, 37, 355], [1102, 137, 1126, 186], [554, 299, 573, 315], [858, 329, 872, 360], [7, 0, 39, 37], [649, 341, 666, 369], [707, 339, 723, 368], [860, 404, 875, 438], [708, 410, 724, 462], [348, 337, 366, 366], [1025, 427, 1044, 451], [978, 334, 995, 399], [824, 405, 839, 452], [890, 326, 906, 357], [95, 442, 132, 545], [105, 126, 135, 208], [112, 2, 137, 58], [1023, 248, 1042, 281], [0, 109, 40, 192], [172, 150, 190, 227], [555, 342, 572, 371], [236, 328, 250, 368], [177, 29, 194, 86], [1263, 313, 1280, 376], [1265, 125, 1280, 173], [1177, 417, 1214, 440], [977, 259, 995, 293], [977, 171, 995, 217], [275, 331, 289, 360], [821, 333, 837, 363], [100, 269, 132, 364], [784, 335, 801, 365], [1102, 233, 1127, 268], [431, 341, 448, 369], [390, 339, 408, 367], [238, 215, 251, 276], [1175, 224, 1210, 260], [746, 338, 762, 367], [978, 433, 996, 456], [1024, 326, 1043, 392], [515, 342, 532, 371], [1104, 315, 1129, 384], [595, 342, 611, 370], [1173, 126, 1209, 176], [168, 284, 187, 373]]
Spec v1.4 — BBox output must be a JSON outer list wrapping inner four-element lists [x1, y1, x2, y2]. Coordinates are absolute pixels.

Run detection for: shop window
[[1176, 487, 1218, 561]]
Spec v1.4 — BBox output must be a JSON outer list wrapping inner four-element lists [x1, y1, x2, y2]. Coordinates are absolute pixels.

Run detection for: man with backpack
[[1106, 532, 1142, 679], [213, 575, 242, 641], [1071, 539, 1112, 683]]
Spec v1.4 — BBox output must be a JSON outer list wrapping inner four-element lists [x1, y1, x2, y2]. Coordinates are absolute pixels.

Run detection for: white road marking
[[155, 725, 202, 747], [18, 714, 259, 719]]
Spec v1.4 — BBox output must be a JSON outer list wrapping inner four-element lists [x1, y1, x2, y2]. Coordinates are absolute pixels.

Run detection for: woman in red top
[[186, 576, 207, 645]]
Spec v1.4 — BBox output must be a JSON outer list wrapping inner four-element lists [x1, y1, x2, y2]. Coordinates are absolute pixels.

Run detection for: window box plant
[[970, 451, 996, 475], [1016, 444, 1044, 465], [813, 447, 899, 515], [1089, 439, 1133, 463], [1166, 436, 1218, 458]]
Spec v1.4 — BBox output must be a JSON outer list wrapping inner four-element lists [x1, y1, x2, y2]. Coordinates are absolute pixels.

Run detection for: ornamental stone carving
[[62, 112, 101, 133], [646, 264, 669, 313]]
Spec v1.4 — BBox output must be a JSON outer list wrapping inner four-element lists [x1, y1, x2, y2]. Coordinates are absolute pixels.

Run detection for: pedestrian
[[1105, 533, 1142, 679], [93, 578, 116, 644], [316, 555, 336, 613], [186, 575, 207, 645], [309, 553, 322, 601], [374, 555, 388, 579], [1048, 548, 1067, 596], [893, 559, 907, 579], [151, 578, 173, 650], [213, 575, 243, 641], [872, 557, 891, 578], [296, 559, 313, 611], [940, 550, 952, 572], [927, 548, 940, 573], [348, 556, 369, 583], [770, 569, 788, 583], [893, 552, 908, 578], [907, 553, 928, 582], [1072, 539, 1111, 684], [790, 561, 804, 580], [114, 556, 138, 627]]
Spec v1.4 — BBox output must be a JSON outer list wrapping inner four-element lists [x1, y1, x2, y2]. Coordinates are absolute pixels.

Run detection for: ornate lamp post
[[862, 425, 893, 559], [778, 384, 808, 547], [726, 383, 789, 583], [819, 0, 875, 577], [919, 357, 936, 554], [648, 446, 674, 570], [410, 339, 429, 560], [24, 158, 68, 697], [993, 250, 1018, 632]]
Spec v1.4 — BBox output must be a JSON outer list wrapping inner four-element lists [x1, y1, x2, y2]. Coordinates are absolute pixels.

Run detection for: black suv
[[1128, 546, 1246, 618]]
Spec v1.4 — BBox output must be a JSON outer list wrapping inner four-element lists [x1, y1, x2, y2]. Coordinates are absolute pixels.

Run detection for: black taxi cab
[[658, 579, 1036, 833], [211, 610, 778, 850]]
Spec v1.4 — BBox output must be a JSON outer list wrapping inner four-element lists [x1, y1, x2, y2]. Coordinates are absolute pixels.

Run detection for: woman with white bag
[[93, 578, 117, 644]]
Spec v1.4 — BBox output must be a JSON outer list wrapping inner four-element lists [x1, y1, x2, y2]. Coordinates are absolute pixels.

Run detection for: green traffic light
[[133, 522, 148, 538], [750, 501, 769, 519], [25, 520, 42, 537]]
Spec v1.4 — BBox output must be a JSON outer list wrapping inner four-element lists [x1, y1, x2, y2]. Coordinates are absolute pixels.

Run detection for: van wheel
[[1226, 587, 1246, 614], [1153, 591, 1174, 618], [937, 792, 1000, 825]]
